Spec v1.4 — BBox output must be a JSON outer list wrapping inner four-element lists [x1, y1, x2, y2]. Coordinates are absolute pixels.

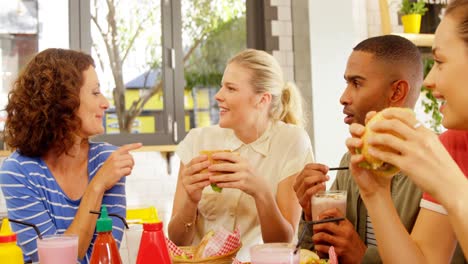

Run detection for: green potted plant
[[421, 58, 443, 133], [400, 0, 429, 33]]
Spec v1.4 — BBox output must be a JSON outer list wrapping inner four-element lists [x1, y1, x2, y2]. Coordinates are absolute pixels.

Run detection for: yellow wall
[[106, 113, 156, 133]]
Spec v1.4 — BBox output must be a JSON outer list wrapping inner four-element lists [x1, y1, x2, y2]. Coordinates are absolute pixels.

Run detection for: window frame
[[70, 0, 185, 146], [69, 0, 260, 146]]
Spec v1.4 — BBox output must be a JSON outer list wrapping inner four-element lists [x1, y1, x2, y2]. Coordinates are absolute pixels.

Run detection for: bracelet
[[184, 221, 193, 233], [180, 214, 196, 233]]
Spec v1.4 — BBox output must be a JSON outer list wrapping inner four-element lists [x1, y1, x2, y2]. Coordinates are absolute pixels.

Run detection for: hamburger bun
[[200, 150, 233, 167], [199, 150, 238, 192], [358, 107, 414, 178]]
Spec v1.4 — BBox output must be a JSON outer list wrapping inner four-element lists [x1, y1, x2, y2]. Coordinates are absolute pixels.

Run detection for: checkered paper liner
[[202, 227, 241, 258], [166, 227, 240, 260], [166, 237, 194, 259]]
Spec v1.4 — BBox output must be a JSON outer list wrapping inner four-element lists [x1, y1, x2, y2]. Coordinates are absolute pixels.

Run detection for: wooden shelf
[[135, 145, 177, 153], [392, 33, 434, 47]]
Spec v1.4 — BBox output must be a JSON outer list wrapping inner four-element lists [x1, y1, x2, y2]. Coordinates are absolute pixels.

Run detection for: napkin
[[202, 227, 241, 258], [166, 237, 193, 259], [166, 227, 241, 260]]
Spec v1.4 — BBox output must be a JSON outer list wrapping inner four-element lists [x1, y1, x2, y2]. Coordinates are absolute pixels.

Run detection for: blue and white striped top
[[0, 142, 126, 264]]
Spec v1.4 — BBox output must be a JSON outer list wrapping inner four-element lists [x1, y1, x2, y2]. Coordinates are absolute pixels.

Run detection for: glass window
[[90, 0, 247, 145], [181, 0, 246, 131], [89, 0, 184, 145], [0, 0, 248, 147], [0, 0, 69, 132], [91, 0, 166, 133]]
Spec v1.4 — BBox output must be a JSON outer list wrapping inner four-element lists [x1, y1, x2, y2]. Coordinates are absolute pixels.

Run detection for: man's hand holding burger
[[346, 107, 414, 198], [293, 163, 329, 221]]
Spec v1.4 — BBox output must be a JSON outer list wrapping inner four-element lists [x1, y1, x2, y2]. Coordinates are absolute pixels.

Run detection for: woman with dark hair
[[346, 0, 468, 261], [0, 48, 141, 263]]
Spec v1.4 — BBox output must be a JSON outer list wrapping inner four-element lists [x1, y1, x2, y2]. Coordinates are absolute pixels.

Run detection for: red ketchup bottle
[[136, 207, 172, 264], [90, 205, 122, 264]]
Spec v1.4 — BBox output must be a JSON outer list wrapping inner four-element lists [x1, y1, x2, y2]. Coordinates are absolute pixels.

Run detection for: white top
[[420, 199, 448, 215], [176, 121, 314, 261]]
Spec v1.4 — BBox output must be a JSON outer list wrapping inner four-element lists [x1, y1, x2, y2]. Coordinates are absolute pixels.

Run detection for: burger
[[357, 107, 414, 178], [199, 150, 237, 192]]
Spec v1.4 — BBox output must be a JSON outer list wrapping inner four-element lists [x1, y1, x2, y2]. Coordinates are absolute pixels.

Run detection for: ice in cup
[[250, 243, 299, 264], [311, 190, 347, 221], [37, 234, 78, 264]]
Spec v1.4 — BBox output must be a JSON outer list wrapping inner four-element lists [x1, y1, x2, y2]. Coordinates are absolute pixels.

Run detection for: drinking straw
[[328, 167, 349, 171], [8, 218, 43, 239], [89, 210, 129, 229]]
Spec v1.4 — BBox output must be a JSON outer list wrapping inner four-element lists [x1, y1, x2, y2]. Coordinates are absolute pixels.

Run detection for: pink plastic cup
[[37, 234, 78, 264], [250, 243, 299, 264], [311, 190, 347, 221]]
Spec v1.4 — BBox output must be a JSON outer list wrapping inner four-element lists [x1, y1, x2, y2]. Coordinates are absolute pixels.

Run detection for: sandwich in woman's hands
[[200, 149, 238, 192], [356, 107, 414, 178]]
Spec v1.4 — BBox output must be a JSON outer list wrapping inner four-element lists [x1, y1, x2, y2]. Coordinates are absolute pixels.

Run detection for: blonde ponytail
[[279, 82, 305, 127]]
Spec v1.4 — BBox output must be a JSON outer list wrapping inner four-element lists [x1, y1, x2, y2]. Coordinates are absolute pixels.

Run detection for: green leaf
[[420, 58, 443, 133], [400, 0, 428, 15], [211, 183, 223, 193]]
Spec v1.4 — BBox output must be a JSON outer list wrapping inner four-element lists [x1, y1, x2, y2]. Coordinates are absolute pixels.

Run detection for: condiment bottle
[[136, 207, 172, 264], [90, 205, 122, 264], [0, 218, 24, 264]]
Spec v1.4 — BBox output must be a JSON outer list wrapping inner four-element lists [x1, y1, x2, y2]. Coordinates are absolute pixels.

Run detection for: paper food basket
[[172, 244, 241, 264]]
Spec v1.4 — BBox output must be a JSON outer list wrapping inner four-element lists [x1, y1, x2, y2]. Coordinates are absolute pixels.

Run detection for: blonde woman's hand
[[93, 143, 142, 192], [181, 155, 212, 204], [208, 152, 269, 197]]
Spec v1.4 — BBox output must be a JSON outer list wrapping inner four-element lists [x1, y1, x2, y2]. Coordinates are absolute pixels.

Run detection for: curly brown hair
[[4, 48, 95, 157]]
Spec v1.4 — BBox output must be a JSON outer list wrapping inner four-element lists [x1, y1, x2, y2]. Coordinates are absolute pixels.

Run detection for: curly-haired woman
[[0, 48, 141, 263]]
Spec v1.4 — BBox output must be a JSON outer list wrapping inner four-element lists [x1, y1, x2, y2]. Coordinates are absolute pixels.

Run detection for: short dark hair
[[353, 35, 423, 105], [4, 48, 95, 157]]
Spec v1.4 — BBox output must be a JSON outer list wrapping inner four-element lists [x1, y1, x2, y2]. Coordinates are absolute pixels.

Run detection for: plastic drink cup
[[124, 224, 143, 264], [311, 190, 347, 221], [250, 243, 299, 264], [37, 234, 78, 264]]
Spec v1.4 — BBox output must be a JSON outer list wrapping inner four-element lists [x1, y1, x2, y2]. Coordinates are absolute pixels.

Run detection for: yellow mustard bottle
[[0, 218, 24, 264]]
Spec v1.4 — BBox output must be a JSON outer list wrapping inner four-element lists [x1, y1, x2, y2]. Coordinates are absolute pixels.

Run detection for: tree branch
[[92, 43, 106, 71], [122, 16, 151, 63]]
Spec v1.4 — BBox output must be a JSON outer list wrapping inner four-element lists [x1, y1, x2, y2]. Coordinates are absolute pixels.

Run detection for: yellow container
[[126, 206, 160, 224], [0, 219, 24, 264], [401, 14, 422, 34]]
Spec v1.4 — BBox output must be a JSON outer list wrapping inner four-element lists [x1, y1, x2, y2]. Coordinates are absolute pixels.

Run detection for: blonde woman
[[169, 49, 313, 260]]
